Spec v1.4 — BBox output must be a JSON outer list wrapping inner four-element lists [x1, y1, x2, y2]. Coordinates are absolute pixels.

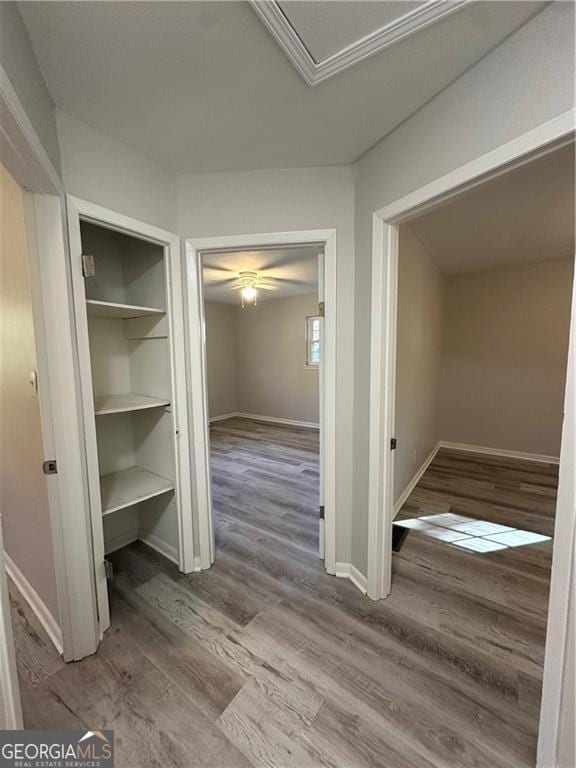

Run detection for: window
[[305, 315, 321, 368]]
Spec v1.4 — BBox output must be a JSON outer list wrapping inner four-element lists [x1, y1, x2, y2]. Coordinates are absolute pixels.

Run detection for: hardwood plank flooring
[[10, 424, 556, 768]]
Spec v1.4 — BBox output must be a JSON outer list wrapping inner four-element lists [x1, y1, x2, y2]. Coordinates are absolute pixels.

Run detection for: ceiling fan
[[203, 265, 310, 307]]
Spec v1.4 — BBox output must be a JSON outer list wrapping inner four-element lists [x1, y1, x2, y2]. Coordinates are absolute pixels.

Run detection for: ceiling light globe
[[242, 286, 257, 302]]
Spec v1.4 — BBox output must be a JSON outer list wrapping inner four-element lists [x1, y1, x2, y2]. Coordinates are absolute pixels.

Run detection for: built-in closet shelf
[[86, 299, 166, 319], [100, 466, 174, 516], [94, 393, 170, 415]]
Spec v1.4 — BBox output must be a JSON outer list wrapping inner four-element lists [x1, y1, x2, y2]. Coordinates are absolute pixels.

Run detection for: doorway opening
[[202, 245, 323, 562], [186, 230, 337, 575], [368, 134, 575, 767]]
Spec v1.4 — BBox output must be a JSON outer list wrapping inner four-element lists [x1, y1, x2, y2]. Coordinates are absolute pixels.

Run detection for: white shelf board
[[100, 466, 174, 516], [86, 299, 165, 319], [94, 393, 170, 415]]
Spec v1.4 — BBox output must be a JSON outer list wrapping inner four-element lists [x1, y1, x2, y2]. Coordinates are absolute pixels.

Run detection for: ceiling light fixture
[[241, 285, 258, 307], [237, 270, 259, 307]]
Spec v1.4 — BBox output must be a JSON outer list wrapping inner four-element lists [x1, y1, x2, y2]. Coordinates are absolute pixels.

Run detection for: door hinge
[[104, 559, 114, 580], [318, 301, 325, 317], [82, 253, 96, 278], [319, 505, 325, 520], [390, 438, 397, 450], [42, 459, 58, 475]]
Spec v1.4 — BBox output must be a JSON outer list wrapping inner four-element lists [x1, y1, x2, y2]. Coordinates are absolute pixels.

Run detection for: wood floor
[[10, 421, 557, 768]]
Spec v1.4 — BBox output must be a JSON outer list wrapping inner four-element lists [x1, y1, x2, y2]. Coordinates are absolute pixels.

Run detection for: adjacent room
[[390, 143, 574, 738], [202, 247, 322, 558]]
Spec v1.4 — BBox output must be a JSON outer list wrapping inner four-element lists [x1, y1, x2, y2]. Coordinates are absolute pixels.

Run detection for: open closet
[[68, 198, 194, 634]]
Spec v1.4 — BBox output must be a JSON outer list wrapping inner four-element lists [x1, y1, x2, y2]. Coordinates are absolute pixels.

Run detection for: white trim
[[334, 562, 368, 595], [366, 112, 575, 766], [537, 267, 576, 768], [209, 412, 240, 423], [185, 242, 215, 570], [186, 229, 337, 576], [374, 110, 575, 225], [367, 218, 398, 600], [1, 64, 99, 663], [5, 553, 63, 655], [438, 441, 560, 466], [238, 412, 319, 429], [212, 412, 320, 430], [0, 63, 62, 194], [27, 195, 100, 661], [249, 0, 469, 87], [394, 443, 441, 517], [367, 111, 575, 603]]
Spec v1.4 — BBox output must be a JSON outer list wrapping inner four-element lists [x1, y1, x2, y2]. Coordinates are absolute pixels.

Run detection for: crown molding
[[250, 0, 471, 87]]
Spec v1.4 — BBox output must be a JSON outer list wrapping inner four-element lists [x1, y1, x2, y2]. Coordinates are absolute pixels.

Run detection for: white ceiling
[[202, 246, 319, 304], [408, 144, 575, 274], [19, 1, 545, 173]]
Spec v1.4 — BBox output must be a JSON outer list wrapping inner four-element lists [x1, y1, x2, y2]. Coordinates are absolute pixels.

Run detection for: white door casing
[[186, 229, 337, 576], [366, 111, 575, 767], [67, 196, 196, 636]]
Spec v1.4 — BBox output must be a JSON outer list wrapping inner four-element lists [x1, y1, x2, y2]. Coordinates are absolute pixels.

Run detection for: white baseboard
[[439, 441, 560, 465], [140, 533, 179, 566], [210, 411, 319, 429], [394, 443, 441, 517], [334, 562, 368, 595], [237, 412, 319, 429], [209, 412, 239, 423], [5, 553, 63, 655]]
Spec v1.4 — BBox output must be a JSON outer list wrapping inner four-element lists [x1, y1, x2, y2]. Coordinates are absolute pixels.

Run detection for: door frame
[[1, 63, 101, 661], [67, 196, 196, 634], [367, 109, 575, 767], [185, 229, 337, 574]]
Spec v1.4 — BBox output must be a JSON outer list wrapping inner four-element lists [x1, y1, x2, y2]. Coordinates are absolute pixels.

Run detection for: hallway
[[11, 425, 554, 768]]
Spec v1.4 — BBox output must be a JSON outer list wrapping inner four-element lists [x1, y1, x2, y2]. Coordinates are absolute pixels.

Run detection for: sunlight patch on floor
[[395, 513, 550, 552]]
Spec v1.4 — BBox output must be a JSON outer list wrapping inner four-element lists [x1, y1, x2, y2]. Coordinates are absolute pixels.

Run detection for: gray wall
[[178, 166, 355, 563], [394, 225, 444, 503], [439, 259, 573, 457], [204, 301, 238, 418], [205, 295, 319, 424], [0, 2, 61, 175], [57, 111, 178, 232], [236, 294, 319, 424], [353, 2, 575, 575], [393, 248, 572, 505]]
